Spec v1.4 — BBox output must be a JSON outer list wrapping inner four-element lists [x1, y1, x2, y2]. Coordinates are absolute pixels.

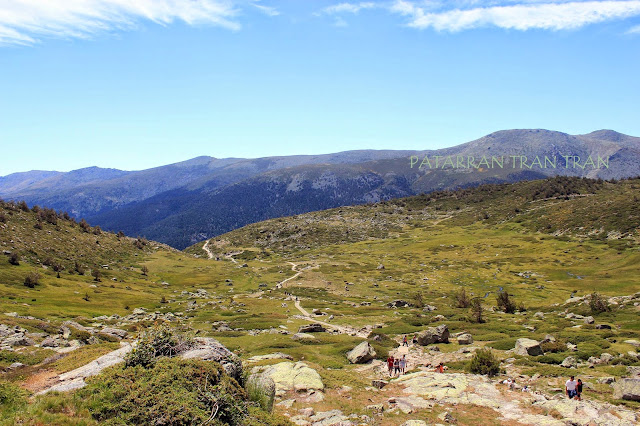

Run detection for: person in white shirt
[[565, 376, 578, 399]]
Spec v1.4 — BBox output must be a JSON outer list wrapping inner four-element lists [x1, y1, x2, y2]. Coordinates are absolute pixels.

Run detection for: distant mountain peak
[[584, 129, 626, 142]]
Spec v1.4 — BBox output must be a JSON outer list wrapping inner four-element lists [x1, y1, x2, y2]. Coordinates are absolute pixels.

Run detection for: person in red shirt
[[387, 355, 394, 376]]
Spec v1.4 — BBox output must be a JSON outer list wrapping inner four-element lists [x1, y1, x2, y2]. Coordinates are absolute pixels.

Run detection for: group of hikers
[[565, 376, 584, 400], [386, 354, 408, 376]]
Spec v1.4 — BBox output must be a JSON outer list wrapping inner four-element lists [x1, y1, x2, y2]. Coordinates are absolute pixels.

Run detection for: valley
[[1, 176, 639, 425]]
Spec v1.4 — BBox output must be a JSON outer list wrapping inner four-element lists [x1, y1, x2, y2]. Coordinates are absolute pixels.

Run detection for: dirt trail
[[202, 239, 214, 259]]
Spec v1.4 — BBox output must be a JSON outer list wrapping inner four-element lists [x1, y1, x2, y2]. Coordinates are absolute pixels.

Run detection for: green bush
[[540, 341, 566, 353], [590, 292, 611, 314], [469, 348, 500, 377], [496, 290, 516, 314], [0, 381, 28, 417], [81, 358, 249, 425], [125, 325, 193, 368], [24, 271, 41, 288]]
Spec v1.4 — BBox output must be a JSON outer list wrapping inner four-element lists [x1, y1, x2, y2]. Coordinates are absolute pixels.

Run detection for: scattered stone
[[583, 316, 595, 324], [595, 324, 612, 330], [624, 339, 640, 347], [298, 323, 326, 333], [560, 356, 577, 368], [600, 353, 614, 363], [387, 300, 414, 308], [533, 312, 545, 319], [371, 379, 387, 389], [346, 341, 376, 364], [514, 338, 543, 356], [100, 327, 128, 339], [292, 333, 316, 341], [248, 352, 294, 362], [598, 377, 615, 384]]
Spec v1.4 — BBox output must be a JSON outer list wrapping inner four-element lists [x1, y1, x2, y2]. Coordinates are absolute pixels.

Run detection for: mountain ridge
[[2, 129, 639, 248]]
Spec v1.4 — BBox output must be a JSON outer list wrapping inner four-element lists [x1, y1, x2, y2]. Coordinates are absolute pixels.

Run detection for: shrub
[[540, 341, 566, 353], [24, 271, 41, 288], [18, 201, 29, 212], [125, 325, 193, 368], [589, 292, 611, 314], [92, 225, 102, 235], [0, 212, 5, 223], [469, 298, 484, 323], [496, 290, 516, 314], [74, 261, 85, 275], [455, 288, 471, 308], [91, 269, 101, 282], [141, 265, 149, 276], [81, 358, 250, 425], [412, 291, 425, 309], [0, 380, 28, 413], [8, 252, 19, 266], [469, 348, 500, 377], [245, 375, 275, 413], [79, 219, 91, 233]]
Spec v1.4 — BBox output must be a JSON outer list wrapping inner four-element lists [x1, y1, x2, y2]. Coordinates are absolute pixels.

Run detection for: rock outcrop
[[253, 361, 324, 396], [416, 324, 449, 345], [514, 338, 543, 356], [346, 341, 376, 364]]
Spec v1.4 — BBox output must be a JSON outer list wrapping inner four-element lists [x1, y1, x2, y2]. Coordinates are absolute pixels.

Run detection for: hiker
[[576, 379, 583, 401], [402, 335, 408, 347], [412, 334, 418, 345], [435, 362, 445, 373], [387, 355, 394, 376], [393, 358, 400, 376], [565, 376, 578, 400], [399, 355, 407, 374]]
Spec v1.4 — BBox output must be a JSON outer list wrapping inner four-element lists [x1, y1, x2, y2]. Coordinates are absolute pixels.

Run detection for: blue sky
[[1, 0, 639, 176]]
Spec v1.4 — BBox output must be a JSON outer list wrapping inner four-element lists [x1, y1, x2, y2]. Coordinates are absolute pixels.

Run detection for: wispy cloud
[[321, 0, 640, 32], [0, 0, 240, 46], [252, 1, 280, 16], [319, 2, 380, 15], [393, 0, 640, 31], [627, 23, 640, 32]]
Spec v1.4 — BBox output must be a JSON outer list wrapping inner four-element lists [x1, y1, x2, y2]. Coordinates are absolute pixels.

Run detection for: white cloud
[[627, 23, 640, 32], [0, 0, 240, 46], [320, 2, 379, 15], [390, 0, 640, 31]]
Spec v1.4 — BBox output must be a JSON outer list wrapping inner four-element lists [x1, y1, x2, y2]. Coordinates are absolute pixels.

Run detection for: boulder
[[101, 327, 128, 339], [417, 325, 449, 345], [612, 378, 640, 401], [257, 361, 324, 396], [514, 338, 543, 356], [180, 337, 242, 381], [298, 323, 326, 333], [402, 421, 428, 426], [457, 333, 473, 345], [598, 377, 615, 384], [40, 336, 60, 347], [595, 324, 612, 330], [583, 316, 595, 324], [346, 341, 376, 364], [600, 353, 614, 363]]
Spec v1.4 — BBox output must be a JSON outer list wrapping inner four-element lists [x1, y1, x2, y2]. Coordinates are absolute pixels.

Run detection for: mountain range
[[1, 129, 639, 249]]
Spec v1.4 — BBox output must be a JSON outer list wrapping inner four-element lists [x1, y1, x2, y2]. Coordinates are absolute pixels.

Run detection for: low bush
[[81, 358, 250, 425], [125, 325, 193, 368], [24, 272, 41, 288], [469, 348, 500, 377]]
